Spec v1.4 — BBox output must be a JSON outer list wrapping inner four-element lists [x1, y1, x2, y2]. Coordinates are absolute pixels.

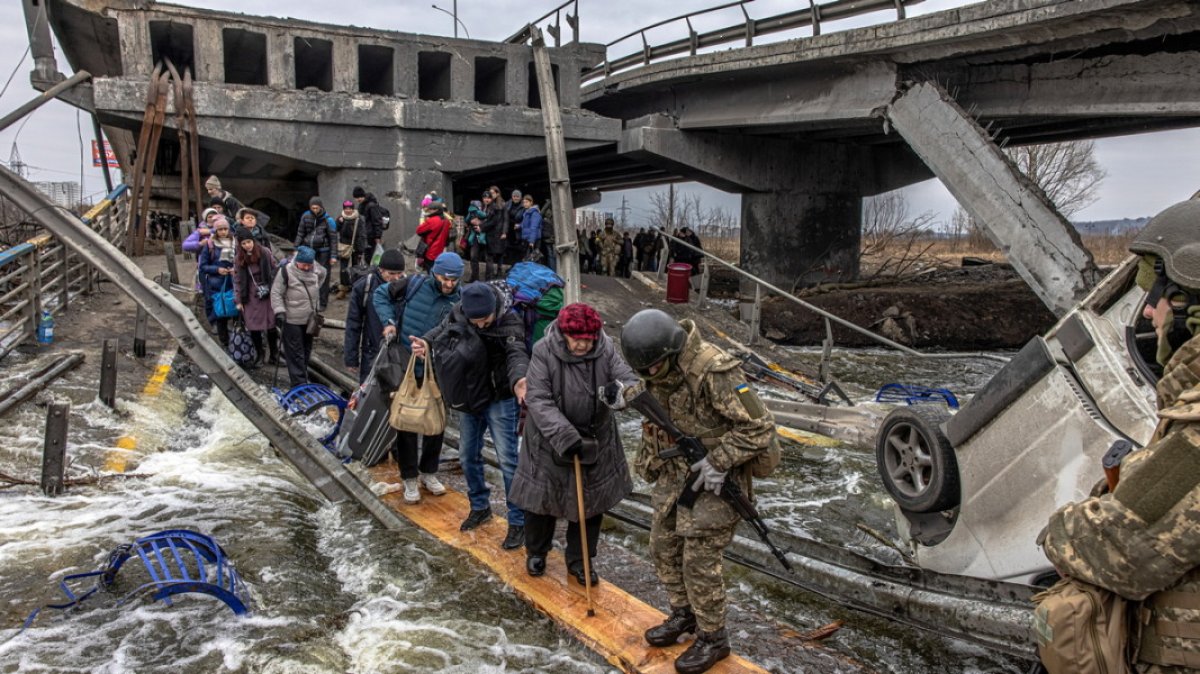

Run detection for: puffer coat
[[510, 323, 639, 520]]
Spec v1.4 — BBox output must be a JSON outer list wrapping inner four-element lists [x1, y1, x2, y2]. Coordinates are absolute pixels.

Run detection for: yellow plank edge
[[104, 349, 176, 473], [368, 464, 769, 674]]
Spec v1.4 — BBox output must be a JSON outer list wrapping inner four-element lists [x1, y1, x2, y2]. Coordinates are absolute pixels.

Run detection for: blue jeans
[[458, 397, 524, 526]]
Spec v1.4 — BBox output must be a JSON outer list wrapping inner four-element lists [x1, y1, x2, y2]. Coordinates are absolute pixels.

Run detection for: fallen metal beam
[[885, 81, 1101, 316], [0, 352, 85, 418], [608, 497, 1037, 661], [0, 70, 91, 133], [0, 170, 406, 530]]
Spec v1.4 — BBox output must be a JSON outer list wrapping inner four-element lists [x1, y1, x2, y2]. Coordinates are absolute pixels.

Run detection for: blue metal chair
[[875, 383, 960, 409], [274, 383, 348, 451], [23, 529, 249, 630]]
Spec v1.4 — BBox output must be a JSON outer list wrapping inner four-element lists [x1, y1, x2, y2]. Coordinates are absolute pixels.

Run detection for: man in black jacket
[[344, 249, 404, 383], [411, 282, 529, 549], [296, 197, 336, 309], [353, 186, 388, 250]]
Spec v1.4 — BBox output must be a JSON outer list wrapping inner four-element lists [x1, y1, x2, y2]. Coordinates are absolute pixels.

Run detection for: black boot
[[673, 628, 730, 674], [568, 560, 599, 587], [502, 524, 525, 550], [460, 507, 493, 531], [645, 605, 696, 647], [526, 555, 546, 577]]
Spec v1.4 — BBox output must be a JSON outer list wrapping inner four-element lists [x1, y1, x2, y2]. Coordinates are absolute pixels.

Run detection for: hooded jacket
[[521, 205, 543, 245], [295, 208, 335, 251]]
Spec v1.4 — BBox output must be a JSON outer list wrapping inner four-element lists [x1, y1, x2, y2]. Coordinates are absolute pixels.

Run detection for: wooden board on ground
[[368, 464, 769, 674]]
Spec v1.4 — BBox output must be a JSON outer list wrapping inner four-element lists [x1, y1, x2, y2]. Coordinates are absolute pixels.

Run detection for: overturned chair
[[24, 529, 250, 629]]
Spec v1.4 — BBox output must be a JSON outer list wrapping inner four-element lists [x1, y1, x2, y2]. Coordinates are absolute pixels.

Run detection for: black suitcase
[[336, 344, 403, 465]]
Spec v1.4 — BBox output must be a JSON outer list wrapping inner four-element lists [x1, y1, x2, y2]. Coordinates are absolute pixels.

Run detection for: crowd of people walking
[[184, 175, 769, 674]]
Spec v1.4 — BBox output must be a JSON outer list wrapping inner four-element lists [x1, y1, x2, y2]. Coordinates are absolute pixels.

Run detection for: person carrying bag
[[388, 346, 446, 437]]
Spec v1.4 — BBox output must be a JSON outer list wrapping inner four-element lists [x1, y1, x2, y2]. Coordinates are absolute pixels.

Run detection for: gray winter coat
[[270, 261, 326, 325], [510, 323, 639, 520]]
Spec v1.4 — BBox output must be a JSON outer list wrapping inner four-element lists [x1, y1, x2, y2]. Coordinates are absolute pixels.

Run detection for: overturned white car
[[877, 256, 1159, 584]]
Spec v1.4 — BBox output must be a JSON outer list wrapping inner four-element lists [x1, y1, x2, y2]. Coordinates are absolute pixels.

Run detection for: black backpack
[[377, 204, 391, 230], [431, 319, 492, 415]]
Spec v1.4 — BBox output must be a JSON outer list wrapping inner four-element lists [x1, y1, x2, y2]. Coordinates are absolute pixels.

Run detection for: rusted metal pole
[[99, 339, 118, 407], [41, 402, 69, 496]]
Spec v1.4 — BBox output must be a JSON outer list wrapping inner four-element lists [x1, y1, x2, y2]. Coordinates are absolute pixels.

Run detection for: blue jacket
[[373, 273, 460, 376], [344, 269, 386, 380], [521, 206, 543, 245], [198, 241, 235, 322]]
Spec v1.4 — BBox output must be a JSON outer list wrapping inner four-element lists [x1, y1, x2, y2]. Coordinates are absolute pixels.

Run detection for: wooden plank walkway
[[368, 465, 770, 674]]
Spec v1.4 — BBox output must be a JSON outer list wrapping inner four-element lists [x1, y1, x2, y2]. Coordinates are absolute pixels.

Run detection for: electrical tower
[[9, 144, 27, 179], [617, 195, 631, 228]]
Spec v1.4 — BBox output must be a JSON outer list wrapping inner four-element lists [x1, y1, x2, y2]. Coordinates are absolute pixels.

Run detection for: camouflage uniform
[[599, 227, 621, 276], [1042, 334, 1200, 672], [634, 319, 775, 633]]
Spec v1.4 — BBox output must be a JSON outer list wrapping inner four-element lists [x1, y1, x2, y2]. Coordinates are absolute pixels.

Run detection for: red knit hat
[[557, 303, 603, 339]]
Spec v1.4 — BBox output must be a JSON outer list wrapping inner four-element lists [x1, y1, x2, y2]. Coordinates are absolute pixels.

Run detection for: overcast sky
[[1, 0, 1195, 226]]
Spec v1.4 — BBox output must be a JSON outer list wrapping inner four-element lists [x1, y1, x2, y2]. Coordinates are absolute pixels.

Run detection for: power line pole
[[617, 195, 630, 228], [667, 184, 675, 231]]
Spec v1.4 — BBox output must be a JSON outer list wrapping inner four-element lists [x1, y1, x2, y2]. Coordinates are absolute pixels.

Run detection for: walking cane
[[573, 455, 596, 617]]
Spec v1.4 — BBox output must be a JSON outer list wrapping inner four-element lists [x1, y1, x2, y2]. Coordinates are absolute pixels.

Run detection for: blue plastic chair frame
[[22, 529, 249, 631], [275, 383, 348, 450], [875, 383, 960, 409]]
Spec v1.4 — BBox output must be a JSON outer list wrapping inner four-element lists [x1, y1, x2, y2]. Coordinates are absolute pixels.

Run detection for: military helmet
[[1130, 199, 1200, 289], [620, 309, 686, 372]]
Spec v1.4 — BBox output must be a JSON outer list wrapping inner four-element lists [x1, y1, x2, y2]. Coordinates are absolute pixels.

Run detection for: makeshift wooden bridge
[[368, 465, 769, 674]]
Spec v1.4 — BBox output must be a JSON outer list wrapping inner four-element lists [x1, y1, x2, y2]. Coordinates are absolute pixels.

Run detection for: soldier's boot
[[673, 628, 730, 674], [644, 605, 697, 647]]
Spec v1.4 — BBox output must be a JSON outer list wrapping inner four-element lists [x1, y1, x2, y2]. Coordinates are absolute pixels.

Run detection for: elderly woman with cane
[[510, 303, 639, 591]]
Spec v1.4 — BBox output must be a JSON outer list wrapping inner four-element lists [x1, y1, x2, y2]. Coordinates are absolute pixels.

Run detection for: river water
[[0, 346, 1018, 673]]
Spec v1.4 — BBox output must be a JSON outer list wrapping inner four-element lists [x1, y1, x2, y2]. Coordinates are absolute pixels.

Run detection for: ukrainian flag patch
[[734, 382, 766, 418]]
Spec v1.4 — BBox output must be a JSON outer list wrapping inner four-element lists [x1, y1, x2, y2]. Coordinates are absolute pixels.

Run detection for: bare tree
[[949, 139, 1106, 250], [1007, 140, 1106, 217], [860, 191, 939, 278]]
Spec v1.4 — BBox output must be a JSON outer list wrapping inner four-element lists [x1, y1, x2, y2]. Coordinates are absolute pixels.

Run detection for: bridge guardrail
[[510, 0, 922, 81], [651, 227, 1009, 370], [0, 185, 129, 359]]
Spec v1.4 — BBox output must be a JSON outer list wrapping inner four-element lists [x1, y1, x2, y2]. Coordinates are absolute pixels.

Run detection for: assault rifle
[[627, 389, 793, 572]]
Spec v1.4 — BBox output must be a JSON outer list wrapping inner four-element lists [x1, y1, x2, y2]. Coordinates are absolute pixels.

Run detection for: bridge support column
[[885, 81, 1101, 316], [741, 189, 862, 292], [317, 169, 451, 247], [618, 117, 868, 290]]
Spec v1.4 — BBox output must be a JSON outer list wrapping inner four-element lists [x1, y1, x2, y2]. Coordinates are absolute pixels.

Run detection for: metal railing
[[506, 0, 580, 45], [0, 185, 129, 359], [650, 227, 1009, 365], [515, 0, 921, 82]]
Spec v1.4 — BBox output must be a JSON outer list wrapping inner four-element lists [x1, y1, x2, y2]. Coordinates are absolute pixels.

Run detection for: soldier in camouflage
[[599, 218, 621, 276], [1041, 198, 1200, 672], [620, 309, 775, 674]]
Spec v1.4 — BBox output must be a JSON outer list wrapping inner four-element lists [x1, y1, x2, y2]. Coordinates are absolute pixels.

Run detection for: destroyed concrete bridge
[[24, 0, 1200, 315]]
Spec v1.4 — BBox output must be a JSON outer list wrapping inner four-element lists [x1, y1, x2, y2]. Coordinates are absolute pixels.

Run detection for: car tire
[[875, 405, 959, 513]]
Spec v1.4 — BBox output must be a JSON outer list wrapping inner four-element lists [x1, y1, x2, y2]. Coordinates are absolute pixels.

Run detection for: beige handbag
[[388, 352, 446, 435]]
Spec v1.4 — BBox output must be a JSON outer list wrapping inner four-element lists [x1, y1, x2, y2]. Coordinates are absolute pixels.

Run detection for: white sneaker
[[420, 473, 446, 496], [403, 478, 421, 504]]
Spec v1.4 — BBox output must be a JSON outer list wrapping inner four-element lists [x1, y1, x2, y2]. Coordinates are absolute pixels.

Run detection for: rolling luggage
[[336, 346, 397, 465]]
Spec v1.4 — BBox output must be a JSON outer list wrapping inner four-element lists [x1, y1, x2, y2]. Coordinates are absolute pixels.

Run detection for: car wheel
[[876, 405, 959, 513]]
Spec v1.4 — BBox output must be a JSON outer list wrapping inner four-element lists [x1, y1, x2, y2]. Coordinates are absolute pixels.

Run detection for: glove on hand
[[560, 440, 583, 460], [599, 380, 627, 410], [689, 457, 727, 495]]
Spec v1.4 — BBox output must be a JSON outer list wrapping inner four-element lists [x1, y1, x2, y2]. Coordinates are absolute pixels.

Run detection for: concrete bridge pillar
[[619, 117, 870, 289], [317, 169, 451, 247], [741, 189, 861, 291]]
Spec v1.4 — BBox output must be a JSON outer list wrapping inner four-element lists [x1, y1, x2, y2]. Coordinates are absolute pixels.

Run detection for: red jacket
[[416, 213, 452, 262]]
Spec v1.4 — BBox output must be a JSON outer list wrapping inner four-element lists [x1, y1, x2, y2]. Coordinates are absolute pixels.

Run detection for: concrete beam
[[618, 116, 880, 195], [885, 81, 1101, 316], [953, 51, 1200, 118]]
